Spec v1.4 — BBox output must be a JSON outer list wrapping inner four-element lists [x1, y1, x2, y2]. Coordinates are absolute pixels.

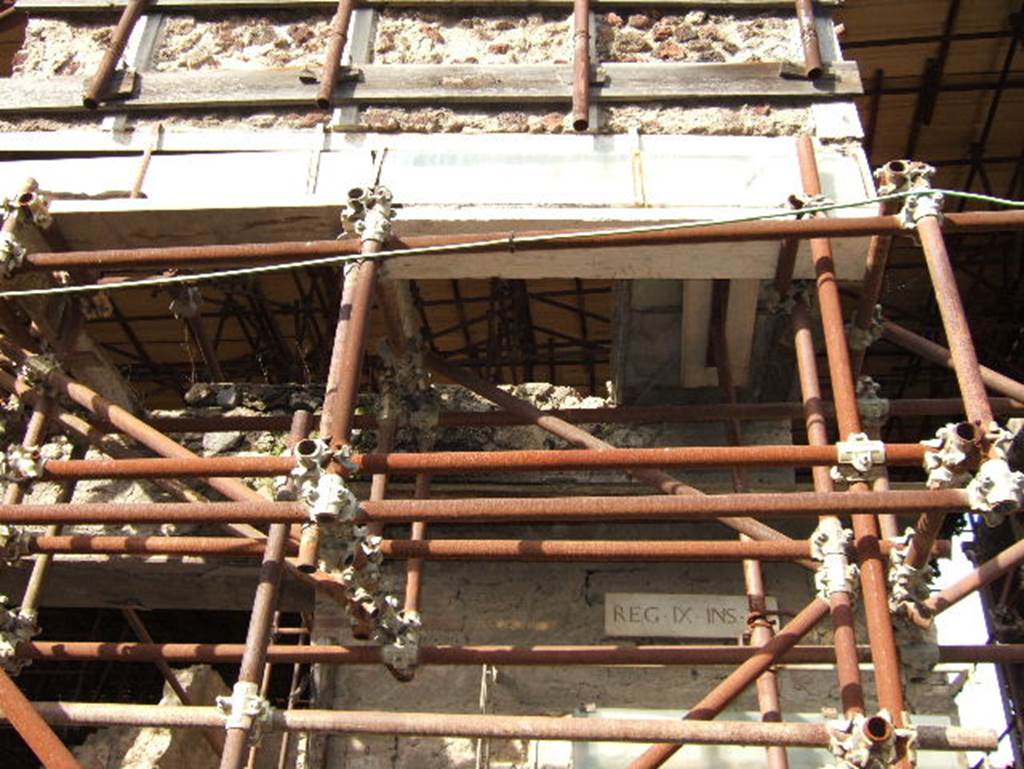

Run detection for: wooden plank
[[16, 0, 842, 11], [0, 62, 863, 114]]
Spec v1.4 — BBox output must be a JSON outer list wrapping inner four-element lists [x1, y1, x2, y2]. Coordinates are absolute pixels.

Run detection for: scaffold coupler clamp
[[380, 609, 422, 682], [216, 680, 273, 744], [2, 189, 52, 230], [812, 518, 858, 600], [887, 528, 936, 617], [0, 232, 26, 279], [0, 595, 36, 675], [855, 376, 889, 429], [847, 305, 886, 354], [881, 160, 940, 229], [830, 433, 886, 487], [0, 524, 28, 566], [967, 426, 1024, 527], [342, 185, 394, 243], [763, 279, 815, 316], [0, 444, 46, 483], [290, 438, 359, 524], [17, 353, 62, 392], [920, 421, 981, 490], [827, 711, 915, 769]]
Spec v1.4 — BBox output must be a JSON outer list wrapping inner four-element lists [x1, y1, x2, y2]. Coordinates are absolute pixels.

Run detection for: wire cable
[[1, 188, 1022, 300]]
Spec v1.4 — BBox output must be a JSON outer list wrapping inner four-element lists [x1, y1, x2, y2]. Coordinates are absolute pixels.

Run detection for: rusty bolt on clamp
[[342, 185, 394, 243], [965, 426, 1024, 527], [856, 376, 890, 429], [830, 433, 886, 487], [887, 529, 936, 616]]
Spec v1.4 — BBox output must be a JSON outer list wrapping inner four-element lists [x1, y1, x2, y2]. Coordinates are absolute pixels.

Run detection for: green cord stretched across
[[0, 187, 1021, 300]]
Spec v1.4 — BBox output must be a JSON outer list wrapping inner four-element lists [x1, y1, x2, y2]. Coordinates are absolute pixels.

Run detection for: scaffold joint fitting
[[847, 305, 885, 352], [812, 518, 858, 599], [17, 354, 62, 390], [1, 444, 46, 482], [342, 185, 394, 243], [0, 597, 37, 675], [968, 457, 1024, 527], [887, 529, 936, 616], [3, 190, 52, 230], [0, 232, 26, 279], [0, 525, 28, 565], [827, 711, 914, 769], [830, 433, 885, 485], [856, 376, 890, 427], [921, 421, 981, 490], [216, 680, 272, 742]]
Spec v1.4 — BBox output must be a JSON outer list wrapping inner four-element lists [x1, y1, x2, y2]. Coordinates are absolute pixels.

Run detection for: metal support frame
[[1, 140, 1024, 767]]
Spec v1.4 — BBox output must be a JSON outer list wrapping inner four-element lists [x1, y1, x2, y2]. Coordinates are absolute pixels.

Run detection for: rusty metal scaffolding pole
[[572, 0, 591, 131], [17, 640, 1024, 667], [424, 351, 814, 557], [81, 0, 147, 109], [880, 318, 1024, 404], [23, 210, 1024, 274], [219, 521, 292, 769], [0, 701, 997, 751], [316, 0, 357, 108], [794, 0, 823, 80], [710, 281, 788, 769], [793, 299, 866, 718], [915, 207, 995, 428], [33, 442, 930, 480], [0, 669, 83, 769], [850, 160, 907, 378], [627, 597, 830, 769], [299, 230, 383, 571], [797, 135, 909, 742], [923, 535, 1024, 619], [21, 534, 940, 561], [0, 489, 971, 525]]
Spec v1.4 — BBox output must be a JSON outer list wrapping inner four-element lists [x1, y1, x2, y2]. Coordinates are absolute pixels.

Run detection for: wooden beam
[[0, 62, 862, 114], [16, 0, 842, 11]]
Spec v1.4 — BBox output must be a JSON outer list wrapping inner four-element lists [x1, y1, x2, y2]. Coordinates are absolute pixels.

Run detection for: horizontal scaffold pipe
[[0, 703, 996, 751], [22, 535, 950, 561], [18, 642, 1024, 667], [141, 397, 1024, 433], [38, 443, 930, 480], [23, 210, 1024, 273], [0, 490, 971, 525]]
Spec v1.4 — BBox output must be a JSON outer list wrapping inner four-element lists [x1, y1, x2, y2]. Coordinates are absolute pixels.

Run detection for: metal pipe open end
[[82, 95, 100, 110], [804, 64, 824, 81], [315, 96, 332, 110], [862, 714, 894, 745], [572, 117, 589, 132]]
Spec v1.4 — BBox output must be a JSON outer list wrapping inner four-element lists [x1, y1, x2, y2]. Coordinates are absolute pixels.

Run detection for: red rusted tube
[[881, 319, 1024, 404], [316, 0, 357, 108], [926, 536, 1024, 618], [37, 442, 929, 480], [850, 161, 906, 377], [23, 210, 1024, 274], [572, 0, 590, 131], [793, 299, 866, 719], [797, 136, 909, 746], [17, 640, 1023, 667], [402, 473, 432, 615], [0, 668, 83, 769], [82, 0, 148, 109], [916, 214, 995, 427], [0, 489, 970, 525], [628, 597, 829, 768], [794, 0, 823, 80], [22, 535, 941, 561], [0, 701, 996, 751]]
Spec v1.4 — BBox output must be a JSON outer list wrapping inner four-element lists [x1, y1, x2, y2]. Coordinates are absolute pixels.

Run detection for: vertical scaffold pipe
[[572, 0, 591, 131], [796, 135, 909, 749]]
